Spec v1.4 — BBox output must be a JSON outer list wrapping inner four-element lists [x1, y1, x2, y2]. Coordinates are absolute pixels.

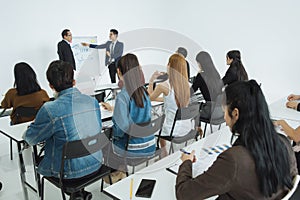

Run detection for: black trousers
[[108, 62, 117, 83]]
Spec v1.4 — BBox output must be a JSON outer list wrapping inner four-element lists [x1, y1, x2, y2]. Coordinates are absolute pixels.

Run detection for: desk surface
[[103, 127, 232, 200], [94, 83, 119, 92], [269, 98, 300, 122], [0, 116, 30, 142]]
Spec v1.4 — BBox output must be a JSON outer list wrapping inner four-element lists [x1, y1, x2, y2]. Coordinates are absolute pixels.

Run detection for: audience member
[[222, 50, 248, 85], [23, 60, 103, 200], [102, 53, 155, 157], [176, 80, 297, 200], [176, 47, 190, 79], [1, 62, 49, 124], [191, 51, 223, 119], [148, 54, 191, 157]]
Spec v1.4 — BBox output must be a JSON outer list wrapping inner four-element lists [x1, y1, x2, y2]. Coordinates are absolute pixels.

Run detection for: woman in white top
[[148, 54, 191, 157]]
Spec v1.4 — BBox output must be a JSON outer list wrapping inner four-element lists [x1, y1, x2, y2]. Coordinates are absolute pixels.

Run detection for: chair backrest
[[282, 175, 300, 200], [169, 103, 200, 137], [127, 114, 165, 138], [14, 106, 37, 124], [62, 129, 110, 160], [59, 129, 110, 185]]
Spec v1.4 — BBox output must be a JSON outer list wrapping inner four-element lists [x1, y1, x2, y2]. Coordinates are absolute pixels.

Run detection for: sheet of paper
[[166, 144, 231, 177]]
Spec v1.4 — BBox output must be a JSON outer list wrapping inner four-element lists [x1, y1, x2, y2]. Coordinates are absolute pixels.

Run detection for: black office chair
[[106, 114, 165, 175], [157, 103, 200, 154], [14, 106, 38, 124], [199, 95, 225, 138], [39, 130, 112, 200], [283, 175, 300, 200]]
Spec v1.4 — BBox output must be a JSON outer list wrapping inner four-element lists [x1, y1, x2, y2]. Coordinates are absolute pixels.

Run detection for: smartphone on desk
[[135, 179, 156, 198]]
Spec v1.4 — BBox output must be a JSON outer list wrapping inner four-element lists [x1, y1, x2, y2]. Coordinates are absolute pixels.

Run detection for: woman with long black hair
[[222, 50, 248, 85], [176, 80, 297, 200], [1, 62, 49, 124]]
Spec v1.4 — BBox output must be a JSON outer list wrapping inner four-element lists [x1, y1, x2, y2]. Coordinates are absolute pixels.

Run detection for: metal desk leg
[[17, 142, 29, 200], [10, 138, 13, 160], [32, 146, 41, 198]]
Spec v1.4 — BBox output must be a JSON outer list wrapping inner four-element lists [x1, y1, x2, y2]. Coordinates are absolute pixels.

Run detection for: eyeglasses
[[67, 34, 72, 37]]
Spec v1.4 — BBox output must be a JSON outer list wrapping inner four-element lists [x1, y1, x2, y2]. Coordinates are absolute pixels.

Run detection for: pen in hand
[[180, 149, 196, 162], [180, 148, 191, 155]]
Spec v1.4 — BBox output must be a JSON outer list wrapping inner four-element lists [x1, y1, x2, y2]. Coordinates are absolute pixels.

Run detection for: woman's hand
[[101, 102, 113, 112], [274, 120, 285, 127], [180, 150, 196, 163], [287, 94, 300, 101], [286, 101, 299, 110], [150, 71, 164, 83]]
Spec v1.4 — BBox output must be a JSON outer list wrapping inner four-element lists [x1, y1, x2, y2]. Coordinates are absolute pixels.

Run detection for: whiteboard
[[71, 36, 101, 94]]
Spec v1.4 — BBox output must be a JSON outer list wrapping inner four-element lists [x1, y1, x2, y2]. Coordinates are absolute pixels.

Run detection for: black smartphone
[[135, 179, 156, 198]]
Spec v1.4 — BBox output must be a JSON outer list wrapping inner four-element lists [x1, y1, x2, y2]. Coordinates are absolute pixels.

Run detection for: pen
[[130, 178, 133, 200], [104, 97, 113, 102], [104, 91, 112, 102], [180, 148, 191, 155]]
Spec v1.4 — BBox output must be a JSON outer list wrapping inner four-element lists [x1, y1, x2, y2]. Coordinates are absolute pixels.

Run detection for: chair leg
[[41, 178, 45, 200], [169, 142, 174, 155], [10, 138, 13, 160], [210, 124, 213, 133], [185, 141, 188, 146], [132, 166, 135, 174], [218, 124, 222, 130], [101, 179, 103, 192], [203, 123, 207, 138], [61, 188, 66, 200]]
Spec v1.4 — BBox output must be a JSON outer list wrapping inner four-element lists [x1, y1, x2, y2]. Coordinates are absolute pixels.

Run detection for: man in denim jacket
[[23, 60, 102, 200]]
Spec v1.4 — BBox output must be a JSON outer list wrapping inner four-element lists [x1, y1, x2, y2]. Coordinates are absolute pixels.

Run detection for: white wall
[[0, 0, 299, 103]]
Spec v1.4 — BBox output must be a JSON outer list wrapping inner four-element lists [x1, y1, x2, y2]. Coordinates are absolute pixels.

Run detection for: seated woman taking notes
[[1, 62, 49, 124], [101, 53, 156, 157], [148, 54, 191, 157], [176, 80, 297, 200]]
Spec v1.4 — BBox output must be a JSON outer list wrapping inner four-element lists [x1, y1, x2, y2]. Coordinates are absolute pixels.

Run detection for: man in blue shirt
[[23, 60, 102, 200]]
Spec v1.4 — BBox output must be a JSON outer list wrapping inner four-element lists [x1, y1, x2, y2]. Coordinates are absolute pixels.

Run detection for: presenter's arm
[[81, 42, 107, 49]]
